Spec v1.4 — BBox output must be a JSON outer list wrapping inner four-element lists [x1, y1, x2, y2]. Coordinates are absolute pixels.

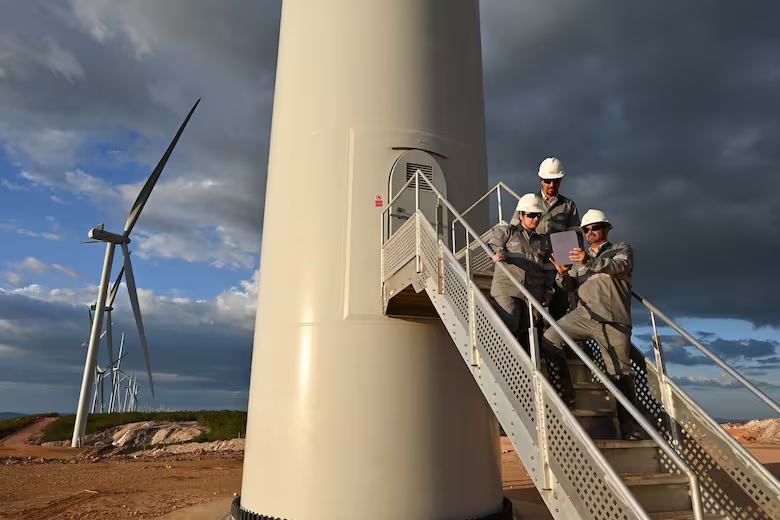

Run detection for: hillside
[[0, 413, 24, 421], [722, 418, 780, 444]]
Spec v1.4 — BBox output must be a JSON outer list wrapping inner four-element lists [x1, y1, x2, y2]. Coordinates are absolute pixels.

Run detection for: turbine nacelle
[[88, 228, 129, 244]]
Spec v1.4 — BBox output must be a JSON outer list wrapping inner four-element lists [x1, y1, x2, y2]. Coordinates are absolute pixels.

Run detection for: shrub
[[41, 410, 247, 443]]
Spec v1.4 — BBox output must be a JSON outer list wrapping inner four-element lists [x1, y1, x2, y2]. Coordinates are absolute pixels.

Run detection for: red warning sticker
[[375, 194, 384, 208]]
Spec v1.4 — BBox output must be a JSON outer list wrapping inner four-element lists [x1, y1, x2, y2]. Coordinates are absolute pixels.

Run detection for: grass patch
[[40, 410, 247, 443], [0, 413, 59, 440]]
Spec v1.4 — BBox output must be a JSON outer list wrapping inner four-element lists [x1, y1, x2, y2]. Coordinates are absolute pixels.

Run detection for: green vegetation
[[0, 413, 60, 440], [40, 410, 247, 443]]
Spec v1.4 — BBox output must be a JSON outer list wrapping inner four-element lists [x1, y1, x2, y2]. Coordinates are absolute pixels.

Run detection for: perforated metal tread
[[649, 512, 728, 520], [621, 473, 690, 486], [594, 439, 658, 449], [572, 409, 617, 417], [573, 382, 609, 390]]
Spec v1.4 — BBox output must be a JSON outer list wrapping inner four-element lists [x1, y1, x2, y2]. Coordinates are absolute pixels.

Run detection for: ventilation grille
[[406, 163, 434, 192]]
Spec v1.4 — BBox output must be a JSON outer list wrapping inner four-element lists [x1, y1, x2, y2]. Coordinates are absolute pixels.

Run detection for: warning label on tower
[[375, 194, 384, 208]]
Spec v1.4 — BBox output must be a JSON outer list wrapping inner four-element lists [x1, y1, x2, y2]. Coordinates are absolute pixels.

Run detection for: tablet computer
[[549, 230, 581, 266]]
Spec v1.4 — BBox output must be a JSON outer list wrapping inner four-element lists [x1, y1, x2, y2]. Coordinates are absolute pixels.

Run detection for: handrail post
[[497, 184, 503, 224], [451, 221, 457, 255], [466, 230, 478, 367], [435, 196, 444, 294], [651, 312, 682, 448], [415, 170, 421, 274], [528, 303, 551, 489]]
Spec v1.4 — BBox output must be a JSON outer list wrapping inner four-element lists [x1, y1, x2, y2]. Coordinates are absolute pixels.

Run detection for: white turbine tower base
[[71, 100, 200, 448], [235, 2, 505, 519]]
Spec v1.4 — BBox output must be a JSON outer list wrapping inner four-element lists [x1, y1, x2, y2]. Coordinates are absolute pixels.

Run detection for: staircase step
[[573, 409, 619, 439], [622, 473, 692, 514], [472, 271, 493, 291], [573, 382, 616, 411], [594, 439, 661, 474]]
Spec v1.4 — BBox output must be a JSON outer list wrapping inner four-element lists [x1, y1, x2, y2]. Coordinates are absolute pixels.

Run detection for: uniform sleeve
[[487, 226, 511, 255], [566, 201, 581, 231], [583, 243, 633, 279], [555, 271, 579, 292]]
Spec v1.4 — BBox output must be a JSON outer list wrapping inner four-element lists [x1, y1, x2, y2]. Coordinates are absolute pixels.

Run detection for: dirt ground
[[1, 419, 779, 519]]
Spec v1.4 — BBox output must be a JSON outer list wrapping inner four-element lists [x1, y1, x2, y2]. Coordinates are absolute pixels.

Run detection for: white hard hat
[[515, 193, 545, 214], [580, 209, 611, 229], [538, 157, 564, 180]]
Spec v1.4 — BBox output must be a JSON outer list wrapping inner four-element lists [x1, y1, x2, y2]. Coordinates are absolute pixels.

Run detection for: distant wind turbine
[[71, 99, 200, 447]]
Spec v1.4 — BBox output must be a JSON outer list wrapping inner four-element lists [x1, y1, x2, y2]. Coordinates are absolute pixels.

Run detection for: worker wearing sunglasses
[[545, 209, 643, 441]]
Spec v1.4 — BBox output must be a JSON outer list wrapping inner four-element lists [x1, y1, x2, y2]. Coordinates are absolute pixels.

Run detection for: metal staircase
[[380, 172, 780, 520]]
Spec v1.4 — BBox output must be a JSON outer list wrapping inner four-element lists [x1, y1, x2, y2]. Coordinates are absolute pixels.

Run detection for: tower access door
[[388, 149, 448, 246]]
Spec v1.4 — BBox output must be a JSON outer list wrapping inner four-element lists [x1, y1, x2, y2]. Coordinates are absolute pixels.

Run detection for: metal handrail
[[634, 291, 780, 416], [458, 181, 780, 418], [388, 171, 704, 520]]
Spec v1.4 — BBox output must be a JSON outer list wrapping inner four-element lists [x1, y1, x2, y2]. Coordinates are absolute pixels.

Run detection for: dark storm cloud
[[633, 333, 779, 366], [480, 1, 780, 325]]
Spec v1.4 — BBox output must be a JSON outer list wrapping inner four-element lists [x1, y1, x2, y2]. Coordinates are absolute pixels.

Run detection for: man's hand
[[549, 253, 570, 275], [569, 248, 587, 264], [492, 253, 505, 263]]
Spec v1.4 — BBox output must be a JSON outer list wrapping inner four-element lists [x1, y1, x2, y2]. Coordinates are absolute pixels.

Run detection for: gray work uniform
[[487, 225, 553, 334], [508, 192, 580, 234], [543, 241, 634, 376], [534, 191, 580, 235], [516, 192, 581, 319]]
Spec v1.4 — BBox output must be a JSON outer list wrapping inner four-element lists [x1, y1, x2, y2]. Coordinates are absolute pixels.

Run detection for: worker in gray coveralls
[[545, 209, 643, 440], [488, 194, 577, 406], [511, 157, 580, 320]]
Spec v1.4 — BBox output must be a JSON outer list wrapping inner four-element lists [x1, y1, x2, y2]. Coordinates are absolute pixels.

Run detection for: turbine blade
[[123, 99, 200, 236], [121, 243, 155, 397], [107, 261, 126, 308]]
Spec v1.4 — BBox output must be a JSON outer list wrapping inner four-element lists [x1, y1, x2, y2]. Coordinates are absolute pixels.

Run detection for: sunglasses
[[542, 179, 561, 184], [522, 212, 542, 219], [583, 224, 607, 233]]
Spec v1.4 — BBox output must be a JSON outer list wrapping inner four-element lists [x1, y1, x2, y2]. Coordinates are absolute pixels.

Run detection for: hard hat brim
[[581, 221, 612, 229], [539, 173, 564, 180]]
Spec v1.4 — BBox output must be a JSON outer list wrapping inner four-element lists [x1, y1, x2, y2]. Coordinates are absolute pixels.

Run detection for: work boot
[[540, 341, 576, 408], [610, 375, 644, 441]]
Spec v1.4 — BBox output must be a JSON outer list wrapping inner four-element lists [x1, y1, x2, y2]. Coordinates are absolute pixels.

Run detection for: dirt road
[[1, 430, 778, 519], [0, 455, 242, 519], [0, 417, 79, 459]]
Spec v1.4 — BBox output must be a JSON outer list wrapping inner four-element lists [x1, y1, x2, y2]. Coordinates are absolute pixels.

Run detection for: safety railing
[[381, 171, 704, 520], [446, 182, 780, 520]]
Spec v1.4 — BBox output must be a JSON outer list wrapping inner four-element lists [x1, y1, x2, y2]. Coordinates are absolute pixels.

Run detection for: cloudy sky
[[1, 1, 779, 421]]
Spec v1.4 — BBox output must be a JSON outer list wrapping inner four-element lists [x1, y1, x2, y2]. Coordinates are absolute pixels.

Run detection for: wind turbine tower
[[236, 2, 508, 519]]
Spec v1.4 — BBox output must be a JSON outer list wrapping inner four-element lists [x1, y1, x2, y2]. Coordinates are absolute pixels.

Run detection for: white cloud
[[41, 40, 85, 83], [0, 344, 26, 360], [4, 129, 83, 170], [9, 257, 80, 279], [1, 178, 26, 191], [50, 195, 66, 204], [69, 0, 156, 60], [153, 372, 212, 384], [17, 257, 48, 274], [20, 168, 117, 200], [3, 272, 22, 287], [133, 228, 257, 270]]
